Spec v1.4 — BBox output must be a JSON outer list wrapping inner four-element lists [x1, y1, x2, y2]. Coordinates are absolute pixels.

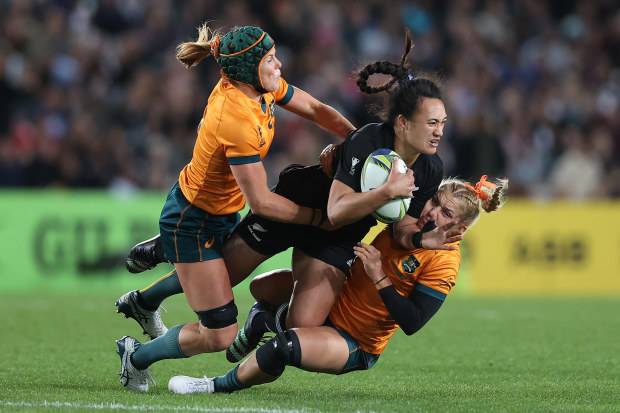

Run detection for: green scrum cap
[[217, 26, 275, 92]]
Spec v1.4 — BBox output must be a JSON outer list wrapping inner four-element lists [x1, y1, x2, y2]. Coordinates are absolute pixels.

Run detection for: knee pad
[[255, 330, 301, 377], [195, 300, 238, 329]]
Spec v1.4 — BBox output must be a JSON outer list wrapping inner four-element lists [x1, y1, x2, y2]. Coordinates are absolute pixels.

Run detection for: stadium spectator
[[0, 1, 617, 198]]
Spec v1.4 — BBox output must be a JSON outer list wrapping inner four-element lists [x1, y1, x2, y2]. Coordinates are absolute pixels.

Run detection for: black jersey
[[334, 122, 443, 219], [272, 163, 332, 211], [271, 122, 442, 243]]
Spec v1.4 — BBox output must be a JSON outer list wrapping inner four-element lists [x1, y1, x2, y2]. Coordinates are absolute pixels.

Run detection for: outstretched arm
[[283, 86, 355, 139]]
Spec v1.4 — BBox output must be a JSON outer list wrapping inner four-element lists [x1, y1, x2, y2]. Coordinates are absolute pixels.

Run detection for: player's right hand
[[385, 159, 415, 198]]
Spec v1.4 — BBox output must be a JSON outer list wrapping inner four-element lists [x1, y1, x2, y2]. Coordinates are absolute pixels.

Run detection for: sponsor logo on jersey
[[268, 100, 275, 129], [346, 258, 354, 268], [257, 126, 266, 148], [204, 237, 215, 248], [439, 277, 455, 288], [349, 157, 360, 175]]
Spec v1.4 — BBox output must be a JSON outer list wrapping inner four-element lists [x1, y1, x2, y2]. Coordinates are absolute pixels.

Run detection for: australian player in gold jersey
[[115, 24, 354, 392], [166, 175, 509, 394]]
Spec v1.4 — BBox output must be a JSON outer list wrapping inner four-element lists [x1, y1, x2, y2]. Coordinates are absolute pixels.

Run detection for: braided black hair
[[356, 29, 443, 126]]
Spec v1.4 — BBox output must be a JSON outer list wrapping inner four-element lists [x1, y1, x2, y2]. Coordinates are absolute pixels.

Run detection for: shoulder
[[413, 153, 443, 184], [341, 123, 392, 151], [349, 123, 391, 141], [423, 246, 461, 272], [416, 153, 443, 170], [272, 77, 294, 105]]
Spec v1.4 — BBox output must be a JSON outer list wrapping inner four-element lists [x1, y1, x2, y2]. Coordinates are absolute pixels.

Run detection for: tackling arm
[[231, 162, 321, 226], [283, 86, 355, 139]]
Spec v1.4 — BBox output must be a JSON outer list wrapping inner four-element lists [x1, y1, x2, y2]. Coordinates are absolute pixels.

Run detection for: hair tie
[[210, 35, 220, 60], [465, 175, 496, 200], [398, 73, 414, 84]]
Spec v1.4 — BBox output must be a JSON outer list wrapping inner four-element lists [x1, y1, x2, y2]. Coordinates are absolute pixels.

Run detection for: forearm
[[327, 187, 392, 226], [377, 286, 442, 335], [392, 217, 421, 250], [251, 191, 321, 226], [312, 103, 355, 139]]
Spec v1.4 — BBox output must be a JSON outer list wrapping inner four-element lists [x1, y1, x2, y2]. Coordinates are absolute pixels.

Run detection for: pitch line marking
[[0, 400, 324, 413]]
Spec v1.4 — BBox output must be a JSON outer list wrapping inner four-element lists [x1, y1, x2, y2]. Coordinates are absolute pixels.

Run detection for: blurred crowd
[[0, 0, 618, 199]]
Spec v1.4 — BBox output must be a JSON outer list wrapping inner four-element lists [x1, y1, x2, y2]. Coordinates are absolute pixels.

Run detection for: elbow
[[326, 206, 346, 227], [249, 201, 269, 218], [246, 196, 271, 218]]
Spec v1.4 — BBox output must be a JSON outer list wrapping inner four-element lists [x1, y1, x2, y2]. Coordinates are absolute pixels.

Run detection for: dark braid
[[356, 29, 443, 126]]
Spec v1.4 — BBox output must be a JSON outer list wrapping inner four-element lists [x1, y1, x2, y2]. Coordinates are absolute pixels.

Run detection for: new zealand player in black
[[117, 29, 462, 366]]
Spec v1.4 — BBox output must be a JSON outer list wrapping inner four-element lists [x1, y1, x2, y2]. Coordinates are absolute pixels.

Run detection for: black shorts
[[233, 212, 357, 275]]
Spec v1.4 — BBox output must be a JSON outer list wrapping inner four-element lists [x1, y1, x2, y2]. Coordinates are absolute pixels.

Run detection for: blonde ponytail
[[176, 23, 222, 68]]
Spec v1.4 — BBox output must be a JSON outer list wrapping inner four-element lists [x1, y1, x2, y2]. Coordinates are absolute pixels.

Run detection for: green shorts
[[325, 318, 380, 374], [159, 181, 240, 263]]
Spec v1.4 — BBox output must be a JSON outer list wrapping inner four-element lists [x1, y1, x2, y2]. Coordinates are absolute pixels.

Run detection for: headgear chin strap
[[217, 26, 275, 93]]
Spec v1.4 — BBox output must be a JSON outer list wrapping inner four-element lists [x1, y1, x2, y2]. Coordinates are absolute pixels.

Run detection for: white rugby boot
[[115, 290, 168, 339], [168, 375, 215, 394], [116, 336, 155, 392]]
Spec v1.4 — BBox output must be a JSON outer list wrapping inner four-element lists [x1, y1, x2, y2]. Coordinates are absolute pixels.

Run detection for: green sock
[[138, 270, 183, 310], [131, 324, 188, 369], [213, 365, 248, 393]]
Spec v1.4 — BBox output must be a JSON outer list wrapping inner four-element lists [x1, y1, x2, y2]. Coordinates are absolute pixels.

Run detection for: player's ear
[[397, 114, 408, 130]]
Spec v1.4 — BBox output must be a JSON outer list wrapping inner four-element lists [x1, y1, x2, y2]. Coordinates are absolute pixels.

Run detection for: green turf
[[1, 290, 618, 412]]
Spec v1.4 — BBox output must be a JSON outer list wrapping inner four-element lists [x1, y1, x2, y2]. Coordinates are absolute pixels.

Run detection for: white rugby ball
[[360, 149, 411, 224]]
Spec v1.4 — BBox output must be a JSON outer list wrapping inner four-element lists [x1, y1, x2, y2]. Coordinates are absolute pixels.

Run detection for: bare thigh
[[175, 260, 237, 355], [286, 249, 347, 328], [295, 327, 350, 373], [249, 269, 294, 306], [223, 233, 273, 287]]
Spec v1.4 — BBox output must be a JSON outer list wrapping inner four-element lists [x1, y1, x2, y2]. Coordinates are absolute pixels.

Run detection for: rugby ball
[[360, 149, 411, 223]]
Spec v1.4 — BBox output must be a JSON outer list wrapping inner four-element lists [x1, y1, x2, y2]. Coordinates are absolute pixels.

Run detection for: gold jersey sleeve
[[178, 78, 292, 214], [328, 228, 461, 355]]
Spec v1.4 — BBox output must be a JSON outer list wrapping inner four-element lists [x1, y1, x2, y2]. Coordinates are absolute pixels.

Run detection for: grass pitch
[[1, 289, 618, 413]]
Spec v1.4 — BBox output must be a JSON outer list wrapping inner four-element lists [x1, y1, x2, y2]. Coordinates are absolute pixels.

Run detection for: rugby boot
[[126, 234, 166, 274], [116, 336, 155, 392], [226, 301, 273, 363], [168, 375, 215, 394], [115, 290, 168, 339]]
